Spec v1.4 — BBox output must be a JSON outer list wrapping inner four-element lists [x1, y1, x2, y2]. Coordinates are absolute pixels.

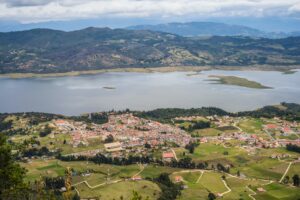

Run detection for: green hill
[[1, 27, 300, 73]]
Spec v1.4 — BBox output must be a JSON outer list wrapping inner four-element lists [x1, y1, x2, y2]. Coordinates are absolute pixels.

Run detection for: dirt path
[[132, 163, 145, 178], [279, 162, 293, 183], [196, 171, 204, 183], [263, 129, 276, 141], [246, 186, 257, 200], [220, 179, 231, 196], [72, 163, 145, 190], [171, 148, 178, 161]]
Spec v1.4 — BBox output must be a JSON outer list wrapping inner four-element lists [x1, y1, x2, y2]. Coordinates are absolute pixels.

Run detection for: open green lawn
[[287, 162, 300, 178], [192, 128, 222, 137], [216, 126, 239, 133], [39, 133, 105, 155], [198, 172, 227, 194], [141, 165, 179, 179], [177, 186, 208, 200], [225, 176, 271, 200], [191, 143, 245, 162], [76, 180, 161, 200], [254, 183, 300, 200], [20, 159, 65, 181], [235, 158, 289, 181], [21, 159, 143, 183], [170, 171, 202, 184], [174, 171, 223, 200], [237, 118, 264, 134]]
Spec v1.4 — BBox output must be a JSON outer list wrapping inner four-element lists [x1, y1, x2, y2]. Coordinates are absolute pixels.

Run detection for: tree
[[39, 124, 52, 137], [286, 144, 300, 153], [131, 191, 149, 200], [292, 174, 299, 187], [144, 143, 151, 149], [208, 192, 216, 200], [155, 173, 182, 200], [185, 142, 199, 154], [0, 134, 27, 198], [104, 134, 114, 143], [72, 193, 80, 200], [283, 176, 290, 184], [237, 171, 240, 177]]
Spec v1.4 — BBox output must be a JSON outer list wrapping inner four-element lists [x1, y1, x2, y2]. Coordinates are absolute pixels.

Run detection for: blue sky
[[0, 0, 300, 32]]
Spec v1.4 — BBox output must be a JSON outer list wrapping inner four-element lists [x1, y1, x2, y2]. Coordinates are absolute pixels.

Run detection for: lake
[[0, 70, 300, 115]]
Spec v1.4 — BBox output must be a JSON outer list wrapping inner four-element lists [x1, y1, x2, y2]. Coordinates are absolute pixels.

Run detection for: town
[[2, 108, 300, 200]]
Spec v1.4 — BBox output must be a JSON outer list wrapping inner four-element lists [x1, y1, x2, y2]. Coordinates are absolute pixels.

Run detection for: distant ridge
[[0, 27, 300, 74], [127, 21, 298, 38]]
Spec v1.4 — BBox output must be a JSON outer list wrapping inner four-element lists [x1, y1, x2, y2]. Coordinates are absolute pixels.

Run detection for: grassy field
[[253, 183, 300, 200], [286, 162, 300, 178], [20, 159, 65, 182], [237, 118, 264, 134], [191, 143, 245, 162], [173, 171, 227, 200], [141, 165, 179, 179], [192, 128, 222, 137], [234, 158, 289, 181], [20, 159, 300, 200], [38, 133, 105, 155], [222, 176, 266, 200], [207, 75, 272, 89], [198, 172, 227, 193], [76, 180, 161, 200]]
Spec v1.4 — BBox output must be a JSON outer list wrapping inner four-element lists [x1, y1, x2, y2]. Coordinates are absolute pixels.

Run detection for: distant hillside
[[128, 22, 300, 38], [128, 22, 265, 37], [0, 27, 300, 74]]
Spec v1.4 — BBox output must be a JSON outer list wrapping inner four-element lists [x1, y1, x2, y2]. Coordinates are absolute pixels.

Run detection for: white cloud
[[0, 0, 299, 23]]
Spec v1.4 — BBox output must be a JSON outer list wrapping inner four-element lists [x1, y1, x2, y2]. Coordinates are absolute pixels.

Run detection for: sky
[[0, 0, 300, 32]]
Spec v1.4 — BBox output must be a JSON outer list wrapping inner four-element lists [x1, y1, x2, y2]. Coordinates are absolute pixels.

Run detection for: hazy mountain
[[0, 27, 300, 73], [128, 22, 299, 38]]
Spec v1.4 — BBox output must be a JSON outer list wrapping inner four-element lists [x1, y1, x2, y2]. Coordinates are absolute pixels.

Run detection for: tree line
[[58, 153, 231, 173]]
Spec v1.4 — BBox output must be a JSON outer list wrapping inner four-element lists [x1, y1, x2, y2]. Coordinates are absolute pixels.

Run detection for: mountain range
[[0, 27, 300, 74], [128, 22, 300, 38]]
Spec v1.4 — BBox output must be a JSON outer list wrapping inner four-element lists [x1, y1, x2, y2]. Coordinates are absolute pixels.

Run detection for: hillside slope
[[0, 27, 300, 73]]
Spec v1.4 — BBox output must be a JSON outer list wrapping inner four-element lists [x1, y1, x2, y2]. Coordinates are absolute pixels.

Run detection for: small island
[[103, 86, 116, 90], [207, 75, 272, 89]]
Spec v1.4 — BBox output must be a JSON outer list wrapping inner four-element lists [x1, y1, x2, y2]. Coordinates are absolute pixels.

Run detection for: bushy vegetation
[[154, 173, 182, 200], [135, 107, 230, 123], [286, 143, 300, 153], [135, 103, 300, 123]]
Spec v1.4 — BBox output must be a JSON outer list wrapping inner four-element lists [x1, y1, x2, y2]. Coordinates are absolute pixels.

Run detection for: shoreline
[[0, 65, 299, 79]]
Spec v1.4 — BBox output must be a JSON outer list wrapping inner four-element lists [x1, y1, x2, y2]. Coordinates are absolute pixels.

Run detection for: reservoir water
[[0, 70, 300, 115]]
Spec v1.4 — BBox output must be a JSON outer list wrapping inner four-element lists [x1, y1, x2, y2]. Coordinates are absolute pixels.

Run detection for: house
[[200, 137, 208, 143], [265, 124, 278, 129], [104, 142, 123, 152], [282, 127, 293, 134], [257, 187, 266, 192], [175, 176, 183, 183], [132, 175, 142, 181], [162, 152, 175, 162]]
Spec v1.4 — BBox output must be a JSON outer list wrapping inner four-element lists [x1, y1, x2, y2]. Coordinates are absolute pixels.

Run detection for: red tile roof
[[266, 124, 278, 129], [162, 152, 174, 159]]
